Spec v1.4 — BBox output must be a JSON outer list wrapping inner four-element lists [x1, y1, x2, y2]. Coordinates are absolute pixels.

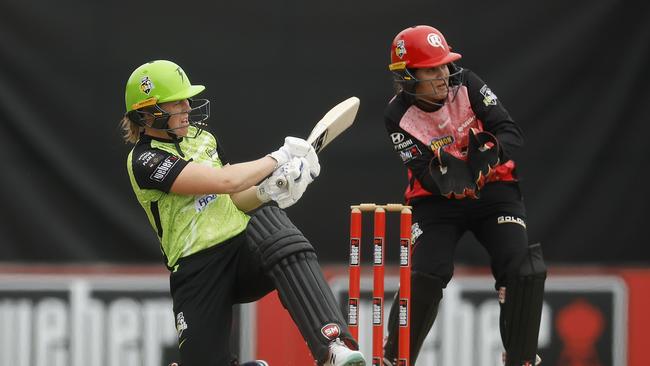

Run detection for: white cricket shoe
[[324, 338, 366, 366], [502, 352, 542, 365]]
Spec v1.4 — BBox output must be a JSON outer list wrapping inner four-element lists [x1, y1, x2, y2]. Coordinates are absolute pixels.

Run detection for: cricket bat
[[275, 96, 360, 187]]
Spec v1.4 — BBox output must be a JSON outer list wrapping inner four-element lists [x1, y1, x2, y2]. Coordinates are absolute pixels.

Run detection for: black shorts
[[169, 232, 275, 366], [410, 182, 530, 288]]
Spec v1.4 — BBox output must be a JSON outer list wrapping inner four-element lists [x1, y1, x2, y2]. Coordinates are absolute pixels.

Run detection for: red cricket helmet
[[389, 25, 462, 71]]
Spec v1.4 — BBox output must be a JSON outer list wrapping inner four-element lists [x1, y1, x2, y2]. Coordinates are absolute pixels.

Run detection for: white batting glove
[[268, 137, 314, 167], [256, 157, 303, 203], [303, 147, 320, 178], [275, 157, 315, 209]]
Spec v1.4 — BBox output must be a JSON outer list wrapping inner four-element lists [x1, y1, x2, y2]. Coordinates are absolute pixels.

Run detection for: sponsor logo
[[140, 76, 154, 95], [427, 33, 445, 48], [137, 151, 162, 167], [498, 286, 506, 304], [205, 147, 218, 159], [348, 299, 359, 326], [497, 215, 527, 228], [398, 145, 422, 162], [457, 115, 477, 133], [391, 132, 405, 144], [372, 297, 383, 325], [400, 239, 410, 266], [395, 39, 407, 59], [349, 238, 360, 266], [411, 222, 423, 243], [176, 312, 188, 338], [430, 135, 454, 151], [320, 323, 341, 340], [195, 194, 217, 212], [312, 130, 328, 152], [150, 156, 179, 182], [438, 119, 450, 129], [393, 138, 414, 150], [480, 84, 498, 106], [373, 237, 383, 265], [399, 299, 409, 327], [330, 275, 627, 365]]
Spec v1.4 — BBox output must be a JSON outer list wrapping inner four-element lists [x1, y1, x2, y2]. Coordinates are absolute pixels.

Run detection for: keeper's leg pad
[[384, 271, 444, 365], [246, 206, 356, 363], [500, 243, 547, 366]]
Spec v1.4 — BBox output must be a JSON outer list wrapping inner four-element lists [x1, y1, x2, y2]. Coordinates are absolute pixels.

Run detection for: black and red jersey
[[384, 67, 524, 201]]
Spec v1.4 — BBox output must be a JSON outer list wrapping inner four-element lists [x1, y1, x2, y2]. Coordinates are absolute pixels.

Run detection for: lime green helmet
[[125, 60, 205, 112], [124, 60, 210, 138]]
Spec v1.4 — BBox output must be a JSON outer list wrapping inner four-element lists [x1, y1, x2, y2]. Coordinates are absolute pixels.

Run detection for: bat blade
[[273, 96, 360, 188], [306, 96, 360, 153]]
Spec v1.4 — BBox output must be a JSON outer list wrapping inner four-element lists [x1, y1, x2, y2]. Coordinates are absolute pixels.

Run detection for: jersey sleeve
[[131, 147, 189, 193], [215, 135, 229, 165], [384, 98, 439, 194], [464, 70, 524, 161]]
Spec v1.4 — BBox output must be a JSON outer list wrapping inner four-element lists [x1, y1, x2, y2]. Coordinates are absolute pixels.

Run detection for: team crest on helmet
[[395, 40, 407, 59], [140, 76, 154, 95], [427, 33, 445, 49]]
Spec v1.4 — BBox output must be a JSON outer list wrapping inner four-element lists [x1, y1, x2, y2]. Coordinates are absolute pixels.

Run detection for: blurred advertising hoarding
[[256, 267, 649, 366], [0, 266, 648, 366]]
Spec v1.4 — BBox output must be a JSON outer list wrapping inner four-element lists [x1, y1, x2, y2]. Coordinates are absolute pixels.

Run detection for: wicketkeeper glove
[[428, 147, 478, 199], [467, 128, 500, 189]]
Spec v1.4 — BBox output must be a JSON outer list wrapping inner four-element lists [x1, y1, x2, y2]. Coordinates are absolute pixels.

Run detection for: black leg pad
[[501, 243, 547, 366], [246, 206, 356, 363], [246, 206, 315, 269], [384, 271, 444, 365]]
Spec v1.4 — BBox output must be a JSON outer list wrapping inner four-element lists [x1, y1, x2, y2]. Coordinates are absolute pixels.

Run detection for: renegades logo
[[395, 40, 407, 59]]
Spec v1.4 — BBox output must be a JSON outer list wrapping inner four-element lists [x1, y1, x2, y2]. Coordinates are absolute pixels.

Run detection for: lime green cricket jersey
[[126, 126, 249, 268]]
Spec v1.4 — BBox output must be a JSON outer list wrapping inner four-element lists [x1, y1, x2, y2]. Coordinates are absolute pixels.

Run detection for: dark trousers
[[169, 233, 274, 366], [411, 181, 530, 288]]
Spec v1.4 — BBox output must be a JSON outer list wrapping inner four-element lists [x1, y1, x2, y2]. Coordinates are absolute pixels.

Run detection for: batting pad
[[246, 206, 356, 363]]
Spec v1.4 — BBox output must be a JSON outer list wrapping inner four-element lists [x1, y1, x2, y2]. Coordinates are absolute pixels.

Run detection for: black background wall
[[1, 0, 648, 265]]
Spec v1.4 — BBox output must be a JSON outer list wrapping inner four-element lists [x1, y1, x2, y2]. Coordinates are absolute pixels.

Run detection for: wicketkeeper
[[381, 26, 546, 366]]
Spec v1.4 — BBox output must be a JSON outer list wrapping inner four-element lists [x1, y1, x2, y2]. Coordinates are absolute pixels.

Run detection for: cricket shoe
[[502, 353, 542, 366], [324, 338, 366, 366]]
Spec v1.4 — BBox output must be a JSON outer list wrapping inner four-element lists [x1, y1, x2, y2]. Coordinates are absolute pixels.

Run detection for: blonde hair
[[119, 114, 143, 144]]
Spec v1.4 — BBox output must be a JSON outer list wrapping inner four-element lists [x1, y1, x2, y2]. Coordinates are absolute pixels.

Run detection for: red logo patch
[[320, 323, 341, 340]]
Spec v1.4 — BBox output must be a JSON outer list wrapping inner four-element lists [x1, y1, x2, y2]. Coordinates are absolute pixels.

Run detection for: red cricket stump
[[348, 203, 412, 366]]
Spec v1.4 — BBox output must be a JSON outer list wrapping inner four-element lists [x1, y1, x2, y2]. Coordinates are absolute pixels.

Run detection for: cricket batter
[[120, 60, 366, 366], [381, 26, 546, 366]]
